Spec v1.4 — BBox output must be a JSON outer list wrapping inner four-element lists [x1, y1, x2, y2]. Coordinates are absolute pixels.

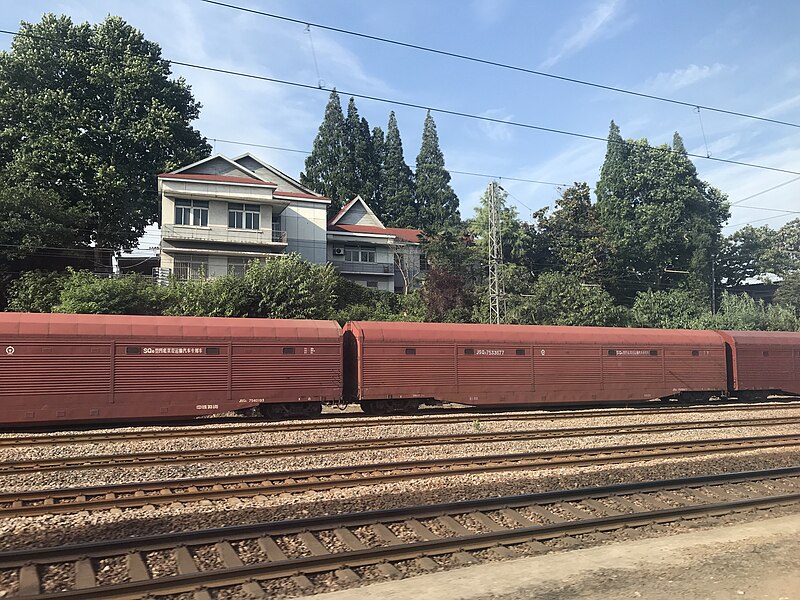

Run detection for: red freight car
[[720, 330, 800, 397], [344, 321, 728, 412], [0, 313, 342, 425]]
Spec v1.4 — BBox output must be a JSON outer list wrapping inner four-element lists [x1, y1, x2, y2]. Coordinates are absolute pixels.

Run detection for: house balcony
[[162, 224, 287, 246], [330, 259, 395, 275]]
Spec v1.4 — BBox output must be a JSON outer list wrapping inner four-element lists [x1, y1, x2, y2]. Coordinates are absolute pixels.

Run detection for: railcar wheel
[[257, 402, 322, 419], [360, 399, 420, 415]]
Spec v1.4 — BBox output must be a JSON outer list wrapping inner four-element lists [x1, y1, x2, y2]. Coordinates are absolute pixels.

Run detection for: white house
[[158, 154, 329, 278], [327, 196, 424, 293]]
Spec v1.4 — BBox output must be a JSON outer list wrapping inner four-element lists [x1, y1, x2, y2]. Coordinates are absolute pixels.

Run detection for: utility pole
[[487, 181, 504, 325], [711, 253, 717, 314]]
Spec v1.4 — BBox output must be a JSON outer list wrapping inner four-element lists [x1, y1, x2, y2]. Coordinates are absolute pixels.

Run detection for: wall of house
[[284, 201, 328, 264]]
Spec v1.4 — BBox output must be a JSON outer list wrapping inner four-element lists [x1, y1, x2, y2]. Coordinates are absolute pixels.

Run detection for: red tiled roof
[[158, 173, 277, 186], [273, 190, 329, 200], [330, 224, 423, 243]]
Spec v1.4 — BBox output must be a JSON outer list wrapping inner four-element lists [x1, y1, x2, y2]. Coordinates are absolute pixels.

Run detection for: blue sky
[[3, 0, 800, 253]]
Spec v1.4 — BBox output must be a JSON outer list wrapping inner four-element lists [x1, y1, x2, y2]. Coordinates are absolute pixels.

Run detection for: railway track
[[2, 433, 798, 518], [2, 415, 800, 475], [2, 467, 798, 599], [3, 401, 799, 447]]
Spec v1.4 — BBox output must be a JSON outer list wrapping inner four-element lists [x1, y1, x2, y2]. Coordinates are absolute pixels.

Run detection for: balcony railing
[[162, 224, 287, 245], [330, 259, 394, 275]]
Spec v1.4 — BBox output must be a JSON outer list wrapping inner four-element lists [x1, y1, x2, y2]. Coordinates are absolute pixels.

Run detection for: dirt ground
[[310, 512, 800, 600]]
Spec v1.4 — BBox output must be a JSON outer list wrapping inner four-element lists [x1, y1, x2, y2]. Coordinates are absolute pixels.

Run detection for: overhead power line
[[199, 0, 800, 130], [729, 175, 800, 206], [168, 59, 800, 177], [1, 28, 798, 177]]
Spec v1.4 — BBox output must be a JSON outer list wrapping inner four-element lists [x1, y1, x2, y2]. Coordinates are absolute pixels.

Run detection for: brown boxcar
[[0, 313, 342, 425], [719, 330, 800, 396], [344, 321, 727, 408]]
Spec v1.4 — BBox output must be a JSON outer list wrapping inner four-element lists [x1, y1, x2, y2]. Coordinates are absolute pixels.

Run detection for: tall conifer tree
[[369, 125, 386, 218], [341, 97, 380, 208], [415, 111, 460, 231], [381, 112, 416, 227], [300, 90, 347, 217]]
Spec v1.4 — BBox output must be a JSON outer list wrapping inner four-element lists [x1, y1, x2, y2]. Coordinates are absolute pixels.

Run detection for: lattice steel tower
[[487, 181, 504, 325]]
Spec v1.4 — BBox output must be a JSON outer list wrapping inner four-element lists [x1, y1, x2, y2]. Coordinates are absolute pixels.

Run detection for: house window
[[175, 199, 208, 226], [228, 203, 260, 230], [227, 257, 249, 277], [173, 254, 208, 280], [345, 246, 375, 262], [366, 281, 378, 288]]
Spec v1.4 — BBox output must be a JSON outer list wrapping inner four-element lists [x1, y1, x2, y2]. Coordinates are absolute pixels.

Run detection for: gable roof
[[233, 153, 322, 196], [329, 196, 385, 227], [165, 154, 268, 182]]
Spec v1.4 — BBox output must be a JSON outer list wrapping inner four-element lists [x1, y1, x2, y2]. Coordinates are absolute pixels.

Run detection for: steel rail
[[2, 433, 798, 518], [3, 469, 798, 599], [2, 415, 799, 475], [2, 466, 797, 567], [3, 401, 799, 447]]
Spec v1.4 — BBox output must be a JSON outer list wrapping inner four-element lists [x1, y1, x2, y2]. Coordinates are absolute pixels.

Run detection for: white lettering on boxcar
[[5, 346, 13, 355], [196, 404, 219, 410], [475, 349, 505, 356], [142, 347, 204, 354]]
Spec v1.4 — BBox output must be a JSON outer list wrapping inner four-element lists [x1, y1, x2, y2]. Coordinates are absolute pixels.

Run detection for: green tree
[[420, 226, 481, 322], [301, 90, 348, 217], [506, 272, 626, 327], [0, 14, 210, 251], [0, 185, 85, 265], [764, 218, 800, 276], [415, 111, 460, 230], [168, 255, 339, 319], [717, 225, 774, 285], [631, 289, 708, 329], [381, 112, 416, 227], [774, 272, 800, 310], [53, 271, 172, 315], [532, 182, 605, 281], [595, 123, 729, 303], [341, 98, 381, 209], [5, 270, 68, 312], [691, 292, 798, 331]]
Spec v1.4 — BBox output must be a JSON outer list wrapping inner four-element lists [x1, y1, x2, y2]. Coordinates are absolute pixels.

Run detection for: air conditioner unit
[[333, 247, 345, 256]]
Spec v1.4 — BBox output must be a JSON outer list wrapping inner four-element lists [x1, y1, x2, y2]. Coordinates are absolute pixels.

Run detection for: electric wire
[[198, 0, 800, 130], [1, 28, 798, 177]]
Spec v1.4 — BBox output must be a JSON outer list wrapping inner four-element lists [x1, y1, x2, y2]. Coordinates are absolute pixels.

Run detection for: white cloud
[[758, 92, 800, 119], [478, 108, 515, 142], [689, 133, 741, 159], [645, 63, 731, 93], [541, 0, 626, 68]]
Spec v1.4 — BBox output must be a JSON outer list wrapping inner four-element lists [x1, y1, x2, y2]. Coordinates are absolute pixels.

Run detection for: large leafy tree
[[532, 182, 605, 281], [595, 122, 729, 303], [0, 14, 210, 251], [301, 90, 348, 217], [717, 224, 774, 286], [415, 111, 460, 230], [381, 112, 416, 227]]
